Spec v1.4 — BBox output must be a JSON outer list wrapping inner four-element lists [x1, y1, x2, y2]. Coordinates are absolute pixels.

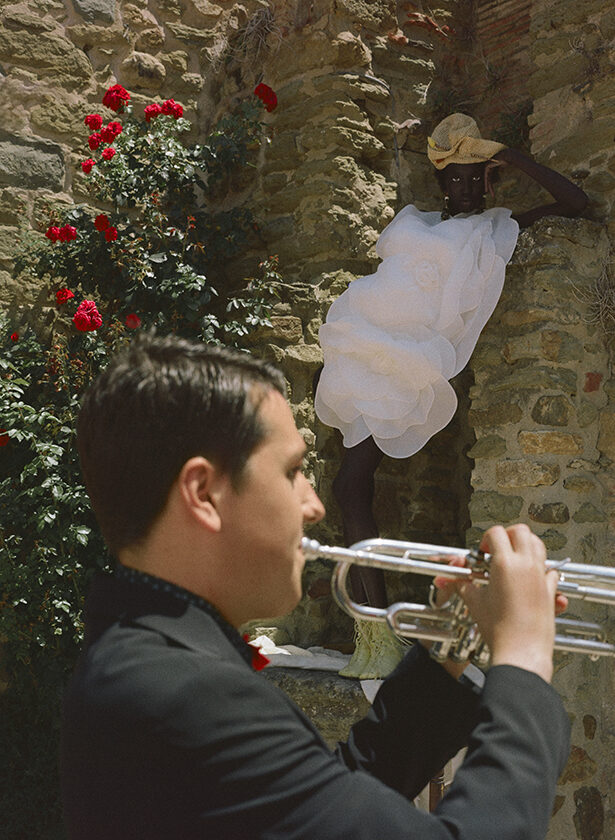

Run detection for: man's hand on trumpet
[[432, 524, 568, 684]]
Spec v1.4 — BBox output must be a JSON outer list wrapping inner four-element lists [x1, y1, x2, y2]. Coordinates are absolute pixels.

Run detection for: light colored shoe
[[339, 621, 405, 679], [339, 619, 372, 678], [359, 622, 404, 679]]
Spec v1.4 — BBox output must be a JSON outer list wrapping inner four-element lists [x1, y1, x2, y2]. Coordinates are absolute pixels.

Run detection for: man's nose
[[300, 476, 325, 524]]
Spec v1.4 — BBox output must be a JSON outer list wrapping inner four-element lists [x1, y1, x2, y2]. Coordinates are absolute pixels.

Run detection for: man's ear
[[177, 456, 226, 533]]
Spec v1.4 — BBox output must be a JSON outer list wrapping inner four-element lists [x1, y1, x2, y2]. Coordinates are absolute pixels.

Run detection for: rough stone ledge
[[263, 666, 370, 749]]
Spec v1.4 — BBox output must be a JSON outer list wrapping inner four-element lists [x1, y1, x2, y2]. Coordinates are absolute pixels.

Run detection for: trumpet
[[301, 537, 615, 665]]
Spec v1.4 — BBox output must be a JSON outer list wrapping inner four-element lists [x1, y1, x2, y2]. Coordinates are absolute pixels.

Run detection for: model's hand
[[459, 524, 558, 683], [484, 155, 506, 197]]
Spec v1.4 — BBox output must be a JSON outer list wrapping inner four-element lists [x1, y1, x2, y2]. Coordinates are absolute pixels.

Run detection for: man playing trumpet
[[61, 333, 569, 840]]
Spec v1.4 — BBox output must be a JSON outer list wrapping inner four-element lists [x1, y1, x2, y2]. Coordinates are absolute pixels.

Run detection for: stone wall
[[469, 215, 615, 838], [2, 1, 615, 836]]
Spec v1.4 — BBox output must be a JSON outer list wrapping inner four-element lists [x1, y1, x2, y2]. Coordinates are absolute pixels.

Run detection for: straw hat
[[427, 113, 505, 170]]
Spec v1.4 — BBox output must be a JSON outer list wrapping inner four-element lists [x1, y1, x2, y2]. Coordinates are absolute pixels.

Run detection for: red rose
[[100, 126, 116, 143], [58, 225, 77, 242], [107, 121, 122, 137], [144, 103, 163, 122], [0, 429, 9, 447], [125, 313, 141, 329], [254, 83, 278, 112], [94, 214, 109, 231], [88, 133, 102, 150], [45, 226, 61, 242], [161, 99, 183, 119], [10, 332, 18, 342], [81, 158, 96, 174], [101, 147, 116, 161], [84, 113, 103, 130], [56, 288, 75, 305], [105, 226, 118, 242], [73, 300, 102, 332], [102, 84, 130, 112]]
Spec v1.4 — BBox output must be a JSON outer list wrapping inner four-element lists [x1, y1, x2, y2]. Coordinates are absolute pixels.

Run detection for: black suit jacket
[[61, 572, 570, 839]]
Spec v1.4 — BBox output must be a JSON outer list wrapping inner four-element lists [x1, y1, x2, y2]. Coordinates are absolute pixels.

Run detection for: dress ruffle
[[315, 205, 519, 458]]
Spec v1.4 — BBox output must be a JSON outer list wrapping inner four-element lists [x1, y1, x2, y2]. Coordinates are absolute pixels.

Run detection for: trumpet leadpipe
[[301, 537, 615, 605], [301, 538, 477, 580]]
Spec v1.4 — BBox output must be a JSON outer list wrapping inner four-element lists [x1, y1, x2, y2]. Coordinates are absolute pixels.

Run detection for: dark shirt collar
[[114, 564, 257, 668]]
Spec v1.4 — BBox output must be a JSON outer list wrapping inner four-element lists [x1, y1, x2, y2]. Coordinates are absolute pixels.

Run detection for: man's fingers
[[433, 556, 466, 605], [555, 593, 568, 615]]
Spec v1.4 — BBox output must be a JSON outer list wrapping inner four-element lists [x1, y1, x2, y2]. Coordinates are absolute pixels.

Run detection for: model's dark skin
[[333, 148, 588, 607]]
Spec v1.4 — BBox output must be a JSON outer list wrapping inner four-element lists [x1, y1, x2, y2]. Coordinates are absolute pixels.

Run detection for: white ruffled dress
[[314, 205, 519, 458]]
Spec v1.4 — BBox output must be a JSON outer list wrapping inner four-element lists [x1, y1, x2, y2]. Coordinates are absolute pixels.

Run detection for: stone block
[[65, 22, 125, 48], [120, 52, 166, 89], [2, 9, 56, 32], [573, 786, 604, 840], [530, 47, 587, 97], [190, 0, 223, 18], [73, 0, 116, 23], [312, 73, 390, 104], [0, 188, 27, 225], [469, 491, 523, 523], [246, 316, 303, 346], [518, 431, 583, 455], [0, 29, 92, 88], [539, 529, 568, 551], [496, 459, 559, 488], [467, 435, 507, 459], [135, 27, 165, 50], [470, 341, 502, 368], [528, 502, 570, 524], [502, 330, 582, 365], [468, 402, 522, 429], [577, 400, 598, 428], [573, 502, 606, 523], [489, 366, 577, 396], [583, 372, 603, 393], [179, 73, 203, 93], [282, 343, 323, 373], [160, 50, 189, 73], [567, 458, 599, 473], [166, 22, 218, 45], [531, 395, 572, 427], [260, 215, 295, 244], [499, 306, 576, 328], [334, 0, 396, 29], [563, 473, 596, 493], [0, 225, 23, 262], [597, 412, 615, 458], [561, 745, 598, 784], [30, 98, 84, 137], [0, 133, 64, 191], [332, 31, 371, 67]]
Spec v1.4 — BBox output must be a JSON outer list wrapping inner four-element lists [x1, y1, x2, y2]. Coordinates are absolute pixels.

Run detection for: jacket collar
[[84, 569, 255, 669]]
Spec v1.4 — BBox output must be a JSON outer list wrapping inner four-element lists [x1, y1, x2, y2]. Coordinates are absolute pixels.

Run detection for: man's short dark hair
[[77, 333, 286, 555]]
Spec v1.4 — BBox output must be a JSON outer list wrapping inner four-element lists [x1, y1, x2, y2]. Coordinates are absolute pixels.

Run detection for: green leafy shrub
[[0, 82, 281, 839]]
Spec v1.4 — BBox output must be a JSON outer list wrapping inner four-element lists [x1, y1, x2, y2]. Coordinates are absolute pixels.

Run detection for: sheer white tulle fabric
[[315, 205, 519, 458]]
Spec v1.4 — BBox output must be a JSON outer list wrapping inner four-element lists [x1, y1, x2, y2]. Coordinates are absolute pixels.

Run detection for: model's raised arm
[[492, 146, 588, 228]]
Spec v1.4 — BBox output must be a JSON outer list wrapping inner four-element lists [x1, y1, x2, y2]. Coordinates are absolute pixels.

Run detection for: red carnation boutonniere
[[242, 634, 270, 671]]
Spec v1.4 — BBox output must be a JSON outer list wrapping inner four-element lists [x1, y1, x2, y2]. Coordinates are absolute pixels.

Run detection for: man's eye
[[288, 466, 302, 481], [473, 176, 482, 181], [451, 177, 460, 182]]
